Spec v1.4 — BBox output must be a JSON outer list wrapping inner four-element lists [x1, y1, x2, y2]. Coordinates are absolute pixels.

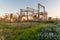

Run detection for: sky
[[0, 0, 60, 18]]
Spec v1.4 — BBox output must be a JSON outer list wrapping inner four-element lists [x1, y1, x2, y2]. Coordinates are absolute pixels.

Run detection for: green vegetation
[[0, 23, 57, 40]]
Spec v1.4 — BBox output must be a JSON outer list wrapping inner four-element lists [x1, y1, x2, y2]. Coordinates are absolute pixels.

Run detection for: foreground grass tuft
[[0, 23, 56, 40]]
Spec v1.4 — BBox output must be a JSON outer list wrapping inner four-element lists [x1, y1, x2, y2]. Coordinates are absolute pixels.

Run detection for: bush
[[38, 26, 60, 40]]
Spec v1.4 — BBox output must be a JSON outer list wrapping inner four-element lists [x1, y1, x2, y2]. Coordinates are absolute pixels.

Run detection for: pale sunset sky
[[0, 0, 60, 18]]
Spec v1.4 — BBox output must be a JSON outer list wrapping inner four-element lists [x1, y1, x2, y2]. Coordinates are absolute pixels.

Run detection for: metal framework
[[38, 3, 45, 21], [20, 7, 38, 21], [20, 3, 47, 22]]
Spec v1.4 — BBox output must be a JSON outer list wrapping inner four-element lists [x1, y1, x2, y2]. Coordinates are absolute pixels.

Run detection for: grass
[[0, 23, 57, 40]]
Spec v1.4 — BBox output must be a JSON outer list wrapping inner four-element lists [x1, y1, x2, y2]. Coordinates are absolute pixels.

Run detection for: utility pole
[[17, 13, 20, 26]]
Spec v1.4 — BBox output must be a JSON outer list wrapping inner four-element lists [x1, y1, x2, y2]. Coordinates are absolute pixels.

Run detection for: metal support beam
[[27, 7, 29, 22], [20, 9, 23, 15], [38, 3, 40, 21], [43, 6, 45, 13], [32, 9, 34, 16]]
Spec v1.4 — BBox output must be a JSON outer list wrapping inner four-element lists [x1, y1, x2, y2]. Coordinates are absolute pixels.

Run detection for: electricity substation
[[19, 3, 48, 22], [0, 3, 48, 22]]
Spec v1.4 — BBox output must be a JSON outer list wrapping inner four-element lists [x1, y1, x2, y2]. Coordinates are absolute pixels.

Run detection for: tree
[[48, 17, 52, 21], [56, 16, 58, 21], [4, 13, 9, 22], [10, 13, 13, 23]]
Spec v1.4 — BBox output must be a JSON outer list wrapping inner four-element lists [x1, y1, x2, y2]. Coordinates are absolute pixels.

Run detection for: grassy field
[[0, 23, 57, 40]]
